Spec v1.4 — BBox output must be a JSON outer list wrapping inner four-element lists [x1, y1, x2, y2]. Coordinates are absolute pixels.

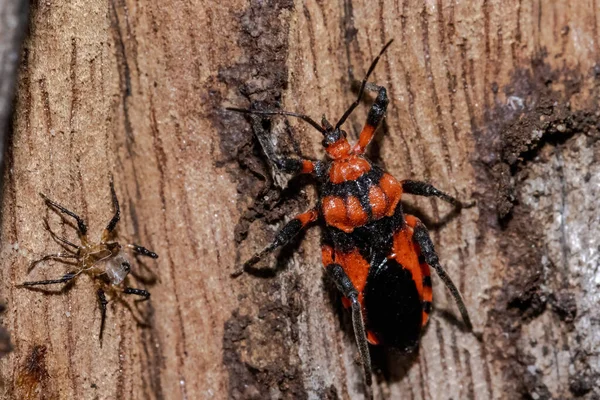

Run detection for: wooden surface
[[0, 0, 28, 363], [0, 0, 28, 174], [1, 0, 599, 399]]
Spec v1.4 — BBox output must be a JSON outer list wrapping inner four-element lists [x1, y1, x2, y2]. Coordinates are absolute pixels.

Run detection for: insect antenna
[[225, 107, 326, 134], [335, 39, 394, 130]]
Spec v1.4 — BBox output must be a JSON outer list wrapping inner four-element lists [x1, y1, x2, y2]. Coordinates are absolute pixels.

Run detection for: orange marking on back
[[346, 196, 368, 227], [392, 227, 423, 300], [341, 297, 351, 308], [368, 186, 387, 220], [329, 156, 371, 184], [301, 160, 315, 174], [326, 138, 351, 159], [321, 245, 334, 267], [404, 214, 419, 228], [353, 125, 376, 155], [297, 209, 318, 226], [322, 195, 368, 232], [323, 245, 370, 314], [322, 196, 353, 232], [336, 249, 370, 306], [379, 173, 402, 216], [367, 330, 380, 345], [421, 311, 429, 326]]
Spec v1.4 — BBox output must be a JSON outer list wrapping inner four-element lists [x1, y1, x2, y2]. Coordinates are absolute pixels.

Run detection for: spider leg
[[43, 219, 80, 251], [233, 209, 319, 277], [124, 287, 150, 302], [20, 272, 77, 287], [409, 217, 473, 331], [126, 244, 158, 259], [352, 83, 389, 155], [326, 261, 372, 386], [401, 180, 475, 208], [40, 193, 89, 243], [101, 181, 120, 242], [97, 289, 108, 346], [28, 253, 79, 272]]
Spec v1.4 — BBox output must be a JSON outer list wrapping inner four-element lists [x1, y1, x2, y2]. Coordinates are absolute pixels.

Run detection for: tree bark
[[0, 0, 28, 176], [0, 0, 28, 360], [1, 1, 599, 399]]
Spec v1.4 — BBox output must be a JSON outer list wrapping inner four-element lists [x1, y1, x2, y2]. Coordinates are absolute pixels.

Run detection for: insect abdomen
[[363, 257, 423, 351]]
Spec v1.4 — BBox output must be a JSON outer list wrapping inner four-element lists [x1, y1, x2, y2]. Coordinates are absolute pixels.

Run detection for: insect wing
[[363, 254, 422, 351]]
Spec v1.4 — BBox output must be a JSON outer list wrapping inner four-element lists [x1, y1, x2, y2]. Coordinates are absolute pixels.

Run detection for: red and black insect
[[19, 182, 158, 344], [227, 40, 473, 385]]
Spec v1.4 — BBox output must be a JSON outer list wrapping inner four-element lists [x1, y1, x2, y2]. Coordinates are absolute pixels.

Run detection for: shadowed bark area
[[0, 0, 28, 174], [0, 1, 599, 399], [0, 0, 28, 361]]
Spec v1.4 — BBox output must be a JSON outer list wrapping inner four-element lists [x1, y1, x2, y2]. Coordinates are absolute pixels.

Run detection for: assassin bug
[[227, 39, 474, 385], [19, 182, 158, 344]]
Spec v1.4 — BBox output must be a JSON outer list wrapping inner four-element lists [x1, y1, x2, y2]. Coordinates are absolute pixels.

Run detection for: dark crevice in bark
[[207, 1, 310, 398]]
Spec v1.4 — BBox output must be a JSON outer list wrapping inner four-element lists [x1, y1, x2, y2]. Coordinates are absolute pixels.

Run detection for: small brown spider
[[20, 182, 158, 344]]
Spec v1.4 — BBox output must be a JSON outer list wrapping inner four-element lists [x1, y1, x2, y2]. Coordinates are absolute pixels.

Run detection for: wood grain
[[1, 0, 599, 399], [0, 0, 28, 172]]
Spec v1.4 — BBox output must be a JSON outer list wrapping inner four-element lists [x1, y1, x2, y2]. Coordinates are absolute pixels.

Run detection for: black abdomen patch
[[363, 257, 422, 351]]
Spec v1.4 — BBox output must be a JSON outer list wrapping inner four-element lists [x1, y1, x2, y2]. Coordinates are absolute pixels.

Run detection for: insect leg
[[28, 253, 79, 272], [126, 244, 159, 259], [352, 84, 389, 155], [40, 193, 89, 241], [401, 180, 474, 208], [233, 209, 319, 277], [326, 261, 372, 386], [252, 112, 323, 178], [409, 217, 473, 331], [97, 289, 108, 346], [21, 272, 77, 287], [272, 157, 324, 178], [101, 181, 120, 242]]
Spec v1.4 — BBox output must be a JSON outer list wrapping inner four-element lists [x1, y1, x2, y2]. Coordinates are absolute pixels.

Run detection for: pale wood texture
[[1, 1, 599, 399]]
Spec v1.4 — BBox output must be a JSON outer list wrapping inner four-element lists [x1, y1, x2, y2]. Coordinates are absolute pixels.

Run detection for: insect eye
[[322, 130, 341, 147]]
